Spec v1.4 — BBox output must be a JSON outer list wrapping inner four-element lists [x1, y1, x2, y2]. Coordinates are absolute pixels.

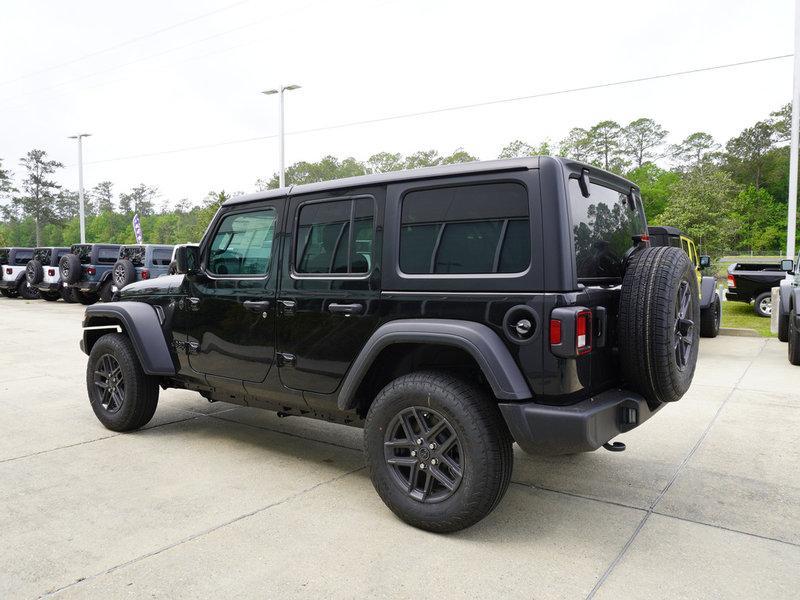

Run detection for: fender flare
[[336, 319, 532, 411], [699, 276, 717, 309], [82, 301, 176, 376], [778, 279, 794, 316]]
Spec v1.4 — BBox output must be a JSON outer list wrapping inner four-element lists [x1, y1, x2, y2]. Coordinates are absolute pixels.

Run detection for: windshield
[[569, 178, 646, 282]]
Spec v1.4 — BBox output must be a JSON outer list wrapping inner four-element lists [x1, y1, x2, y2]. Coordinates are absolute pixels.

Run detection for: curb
[[718, 327, 761, 337]]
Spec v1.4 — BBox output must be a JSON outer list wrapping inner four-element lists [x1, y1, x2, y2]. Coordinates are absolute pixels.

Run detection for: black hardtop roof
[[223, 156, 639, 208], [648, 225, 685, 237]]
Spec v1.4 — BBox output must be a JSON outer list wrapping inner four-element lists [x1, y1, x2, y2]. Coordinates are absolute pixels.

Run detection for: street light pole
[[788, 0, 800, 259], [262, 84, 301, 188], [68, 133, 91, 243]]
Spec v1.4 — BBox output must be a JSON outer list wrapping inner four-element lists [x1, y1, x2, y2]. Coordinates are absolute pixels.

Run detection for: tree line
[[0, 101, 794, 257]]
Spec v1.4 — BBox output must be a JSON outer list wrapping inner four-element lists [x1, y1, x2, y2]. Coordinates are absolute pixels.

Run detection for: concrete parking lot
[[1, 297, 798, 599]]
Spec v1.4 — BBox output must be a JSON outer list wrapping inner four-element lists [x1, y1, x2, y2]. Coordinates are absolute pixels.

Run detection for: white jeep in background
[[0, 247, 39, 299]]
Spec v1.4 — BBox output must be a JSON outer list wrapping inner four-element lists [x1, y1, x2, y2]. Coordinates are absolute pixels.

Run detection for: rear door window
[[295, 197, 375, 275], [399, 182, 530, 274], [97, 248, 119, 264], [152, 248, 173, 266]]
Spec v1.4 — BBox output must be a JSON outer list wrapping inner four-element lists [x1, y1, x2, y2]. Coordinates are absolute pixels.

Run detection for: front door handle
[[243, 300, 271, 313], [328, 302, 363, 315]]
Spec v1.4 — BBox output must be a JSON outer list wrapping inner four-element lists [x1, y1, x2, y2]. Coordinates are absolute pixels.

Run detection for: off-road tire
[[789, 310, 800, 366], [99, 279, 114, 303], [700, 294, 721, 338], [61, 287, 78, 303], [26, 259, 43, 284], [18, 280, 40, 300], [364, 370, 513, 533], [59, 253, 81, 284], [112, 259, 136, 289], [86, 333, 159, 431], [778, 310, 790, 343], [75, 289, 99, 305], [0, 288, 15, 298], [618, 246, 700, 408], [754, 291, 772, 318], [41, 291, 61, 301]]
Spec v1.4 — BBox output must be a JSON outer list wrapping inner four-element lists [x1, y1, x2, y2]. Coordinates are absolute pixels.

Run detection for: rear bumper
[[0, 279, 19, 290], [36, 282, 61, 292], [66, 280, 101, 292], [499, 389, 661, 455], [725, 289, 750, 302]]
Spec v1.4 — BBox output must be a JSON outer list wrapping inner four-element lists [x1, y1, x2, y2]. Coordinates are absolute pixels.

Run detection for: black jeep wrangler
[[80, 158, 700, 532]]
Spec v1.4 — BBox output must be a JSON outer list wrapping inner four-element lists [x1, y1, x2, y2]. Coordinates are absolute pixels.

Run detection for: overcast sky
[[0, 0, 794, 206]]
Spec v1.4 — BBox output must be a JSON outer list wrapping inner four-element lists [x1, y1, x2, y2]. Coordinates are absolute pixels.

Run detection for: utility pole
[[261, 84, 301, 188], [68, 133, 91, 243], [788, 0, 800, 259]]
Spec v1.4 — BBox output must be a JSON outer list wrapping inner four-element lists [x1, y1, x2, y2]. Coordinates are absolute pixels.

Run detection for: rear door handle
[[243, 300, 271, 312], [328, 302, 363, 315]]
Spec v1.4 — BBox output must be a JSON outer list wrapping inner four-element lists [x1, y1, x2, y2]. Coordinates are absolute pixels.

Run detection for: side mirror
[[578, 168, 591, 198], [699, 255, 711, 269], [781, 258, 794, 273], [175, 245, 199, 275]]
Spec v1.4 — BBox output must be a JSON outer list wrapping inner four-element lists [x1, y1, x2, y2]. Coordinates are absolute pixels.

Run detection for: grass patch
[[721, 300, 774, 337]]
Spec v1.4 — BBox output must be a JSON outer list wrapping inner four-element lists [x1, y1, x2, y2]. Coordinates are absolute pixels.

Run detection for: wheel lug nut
[[428, 443, 435, 450], [431, 458, 437, 465], [416, 438, 423, 445], [410, 451, 416, 457], [419, 463, 426, 469]]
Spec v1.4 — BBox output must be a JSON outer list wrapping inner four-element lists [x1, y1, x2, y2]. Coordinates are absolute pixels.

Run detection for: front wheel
[[364, 371, 513, 533], [789, 310, 800, 366], [754, 292, 772, 318], [700, 295, 721, 338], [86, 333, 160, 431]]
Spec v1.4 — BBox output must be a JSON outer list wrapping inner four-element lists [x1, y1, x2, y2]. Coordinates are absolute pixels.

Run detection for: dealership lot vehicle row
[[0, 297, 797, 599]]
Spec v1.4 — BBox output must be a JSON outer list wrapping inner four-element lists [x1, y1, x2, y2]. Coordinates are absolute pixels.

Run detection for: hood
[[119, 274, 186, 298]]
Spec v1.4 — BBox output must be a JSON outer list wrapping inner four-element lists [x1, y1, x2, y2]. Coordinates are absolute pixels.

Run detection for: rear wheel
[[754, 292, 772, 318], [364, 370, 513, 533], [18, 280, 40, 300], [0, 288, 14, 298], [86, 333, 159, 431], [61, 287, 77, 303], [41, 291, 61, 301], [99, 280, 114, 302], [700, 295, 721, 338], [789, 310, 800, 366], [75, 289, 99, 305], [778, 299, 790, 343]]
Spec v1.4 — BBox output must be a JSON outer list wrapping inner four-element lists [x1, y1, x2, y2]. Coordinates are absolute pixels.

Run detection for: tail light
[[550, 307, 593, 358], [5, 268, 11, 275], [727, 274, 736, 287], [576, 310, 592, 355], [141, 269, 150, 280], [48, 269, 55, 276], [86, 266, 96, 275]]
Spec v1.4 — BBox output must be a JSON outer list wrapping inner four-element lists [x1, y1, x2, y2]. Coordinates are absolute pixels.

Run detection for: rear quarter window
[[97, 248, 120, 264], [152, 249, 173, 266], [399, 182, 530, 274], [13, 250, 33, 265]]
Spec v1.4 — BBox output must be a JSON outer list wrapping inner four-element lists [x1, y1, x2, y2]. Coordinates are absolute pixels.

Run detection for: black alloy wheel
[[674, 280, 695, 371], [383, 406, 463, 503], [93, 354, 125, 414]]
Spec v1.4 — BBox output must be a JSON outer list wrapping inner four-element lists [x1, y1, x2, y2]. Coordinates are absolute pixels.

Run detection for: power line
[[77, 53, 792, 167], [0, 0, 253, 87]]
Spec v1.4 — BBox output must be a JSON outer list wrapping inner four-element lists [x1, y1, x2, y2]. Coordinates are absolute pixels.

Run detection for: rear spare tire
[[618, 246, 700, 408], [112, 259, 136, 289], [26, 259, 43, 284], [59, 253, 81, 284]]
